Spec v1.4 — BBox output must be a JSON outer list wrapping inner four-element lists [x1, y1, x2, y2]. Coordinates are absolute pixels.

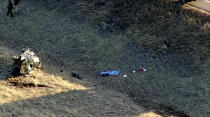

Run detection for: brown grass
[[136, 112, 162, 117], [0, 69, 88, 105], [0, 0, 210, 116], [0, 66, 151, 117], [184, 4, 210, 15], [182, 4, 210, 33], [0, 46, 154, 117]]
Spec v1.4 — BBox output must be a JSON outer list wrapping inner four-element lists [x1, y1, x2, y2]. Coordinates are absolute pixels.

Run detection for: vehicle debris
[[123, 74, 127, 78], [100, 70, 120, 76], [12, 48, 41, 76], [138, 67, 147, 72]]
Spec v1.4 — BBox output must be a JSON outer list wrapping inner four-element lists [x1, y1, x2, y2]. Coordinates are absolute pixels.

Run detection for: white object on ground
[[143, 68, 147, 72], [123, 74, 127, 78], [132, 70, 136, 73]]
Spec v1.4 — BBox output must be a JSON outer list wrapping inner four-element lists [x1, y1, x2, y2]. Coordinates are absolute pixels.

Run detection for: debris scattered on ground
[[100, 67, 147, 78], [71, 72, 82, 79], [123, 74, 127, 78], [8, 75, 50, 87], [7, 69, 86, 89], [138, 67, 147, 72], [12, 48, 41, 76], [100, 70, 120, 76]]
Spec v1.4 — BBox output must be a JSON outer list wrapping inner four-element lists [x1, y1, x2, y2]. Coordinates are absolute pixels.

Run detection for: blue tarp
[[100, 70, 120, 76]]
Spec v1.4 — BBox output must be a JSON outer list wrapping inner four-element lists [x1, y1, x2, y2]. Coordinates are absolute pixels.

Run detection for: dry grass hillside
[[0, 0, 163, 116], [0, 0, 210, 117], [0, 47, 159, 117]]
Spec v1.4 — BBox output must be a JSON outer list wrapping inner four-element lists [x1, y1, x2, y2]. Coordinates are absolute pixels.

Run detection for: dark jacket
[[14, 0, 20, 5], [7, 1, 13, 10]]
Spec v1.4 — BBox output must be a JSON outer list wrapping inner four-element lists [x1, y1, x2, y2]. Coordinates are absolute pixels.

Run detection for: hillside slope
[[0, 0, 153, 117], [0, 0, 210, 117]]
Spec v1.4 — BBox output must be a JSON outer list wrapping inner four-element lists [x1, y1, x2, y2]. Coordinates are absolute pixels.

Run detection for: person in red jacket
[[7, 0, 13, 17]]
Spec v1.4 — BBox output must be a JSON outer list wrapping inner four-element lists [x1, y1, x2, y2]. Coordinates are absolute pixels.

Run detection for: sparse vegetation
[[0, 0, 210, 117]]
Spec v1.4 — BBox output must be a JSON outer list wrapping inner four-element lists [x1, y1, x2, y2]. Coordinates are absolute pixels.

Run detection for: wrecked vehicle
[[12, 48, 41, 76]]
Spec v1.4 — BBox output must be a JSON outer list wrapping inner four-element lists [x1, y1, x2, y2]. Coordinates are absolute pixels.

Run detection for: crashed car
[[12, 48, 41, 76]]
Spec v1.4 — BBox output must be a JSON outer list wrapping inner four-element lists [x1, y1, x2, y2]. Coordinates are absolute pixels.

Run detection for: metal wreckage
[[12, 48, 41, 76]]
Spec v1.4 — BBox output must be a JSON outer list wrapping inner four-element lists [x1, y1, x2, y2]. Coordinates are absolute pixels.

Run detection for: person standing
[[14, 0, 20, 10], [7, 0, 14, 17]]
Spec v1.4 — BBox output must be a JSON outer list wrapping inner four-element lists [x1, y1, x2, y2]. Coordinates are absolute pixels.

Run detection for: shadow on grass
[[0, 46, 15, 80], [0, 72, 148, 117], [0, 90, 99, 117], [0, 46, 148, 117], [0, 89, 153, 117]]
